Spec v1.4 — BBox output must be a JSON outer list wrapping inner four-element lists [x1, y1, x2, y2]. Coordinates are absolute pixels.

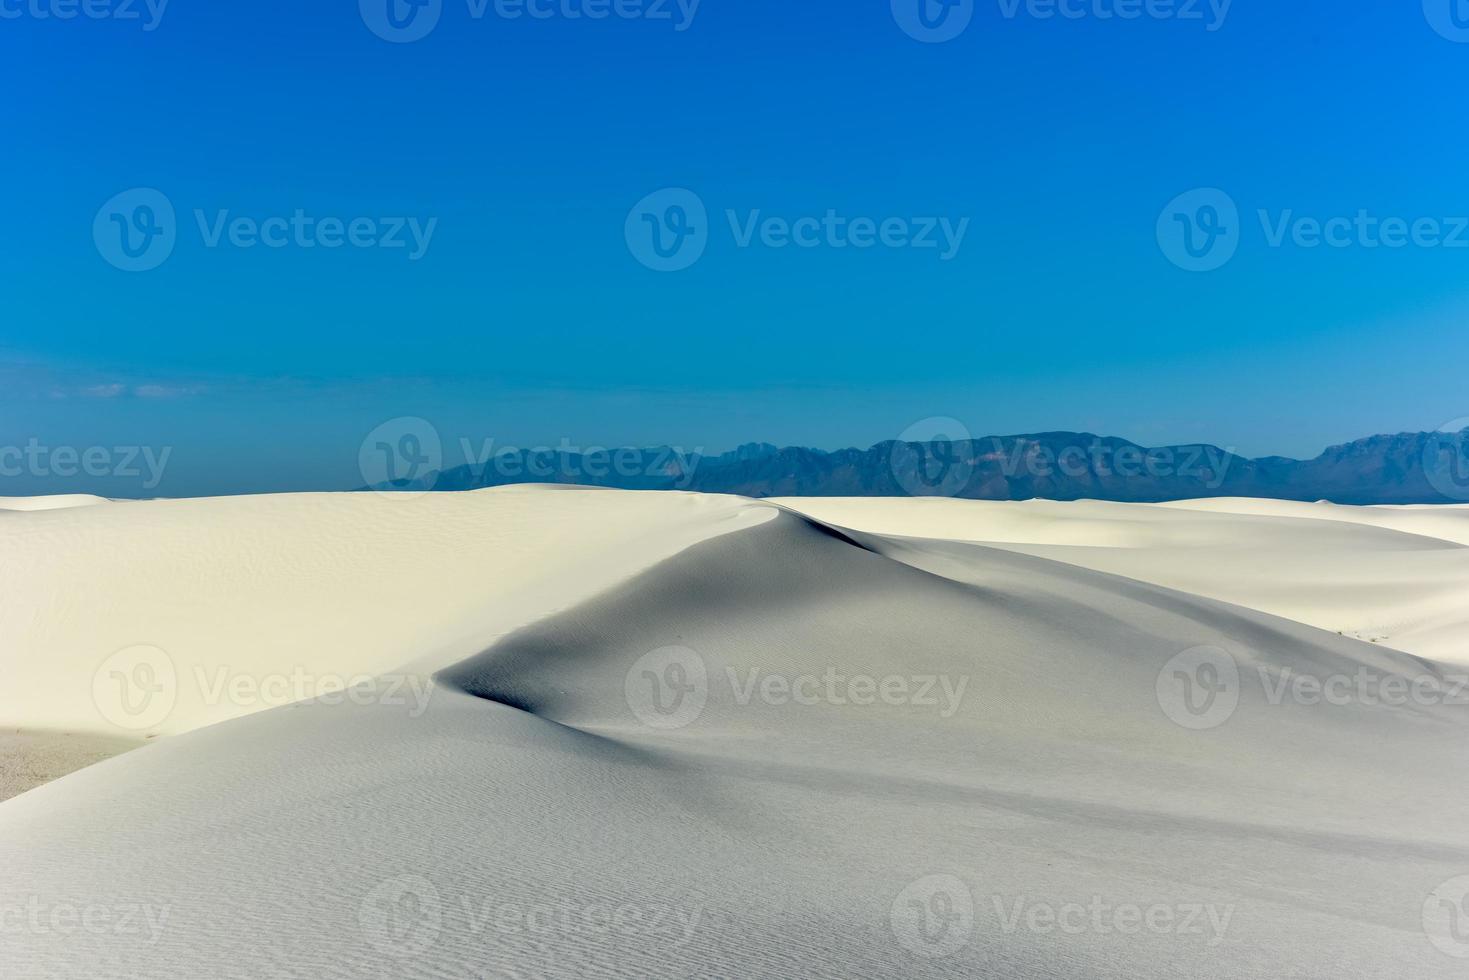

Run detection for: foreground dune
[[2, 489, 1467, 977]]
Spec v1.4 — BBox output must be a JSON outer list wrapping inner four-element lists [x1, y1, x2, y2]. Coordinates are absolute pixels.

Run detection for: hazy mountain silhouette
[[374, 430, 1469, 505]]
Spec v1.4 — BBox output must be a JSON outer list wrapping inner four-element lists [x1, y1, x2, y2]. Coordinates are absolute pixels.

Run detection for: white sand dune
[[1, 489, 1467, 978], [778, 496, 1469, 667], [0, 493, 110, 512], [1158, 497, 1469, 547], [0, 488, 770, 736]]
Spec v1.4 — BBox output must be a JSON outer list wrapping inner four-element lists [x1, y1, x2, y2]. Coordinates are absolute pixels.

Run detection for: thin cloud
[[82, 384, 129, 399]]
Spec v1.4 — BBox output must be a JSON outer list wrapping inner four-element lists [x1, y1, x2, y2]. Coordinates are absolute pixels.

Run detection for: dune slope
[[1, 498, 1466, 978], [0, 487, 771, 736], [776, 496, 1469, 666]]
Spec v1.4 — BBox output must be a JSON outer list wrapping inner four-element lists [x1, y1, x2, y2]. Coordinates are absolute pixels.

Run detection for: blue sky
[[3, 0, 1469, 495]]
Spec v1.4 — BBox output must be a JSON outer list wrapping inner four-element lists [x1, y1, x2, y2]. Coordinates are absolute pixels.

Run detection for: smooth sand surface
[[778, 496, 1469, 666], [0, 494, 110, 512], [2, 489, 1467, 978], [0, 487, 772, 736]]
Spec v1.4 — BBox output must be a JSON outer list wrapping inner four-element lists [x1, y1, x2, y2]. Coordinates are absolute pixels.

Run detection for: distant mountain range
[[373, 429, 1469, 505]]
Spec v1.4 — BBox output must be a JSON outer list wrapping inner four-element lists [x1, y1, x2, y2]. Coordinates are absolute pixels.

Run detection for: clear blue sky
[[3, 0, 1469, 495]]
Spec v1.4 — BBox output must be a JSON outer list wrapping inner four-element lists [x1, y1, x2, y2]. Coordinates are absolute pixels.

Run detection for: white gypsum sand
[[1, 488, 1467, 978], [777, 496, 1469, 666], [0, 494, 110, 512]]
